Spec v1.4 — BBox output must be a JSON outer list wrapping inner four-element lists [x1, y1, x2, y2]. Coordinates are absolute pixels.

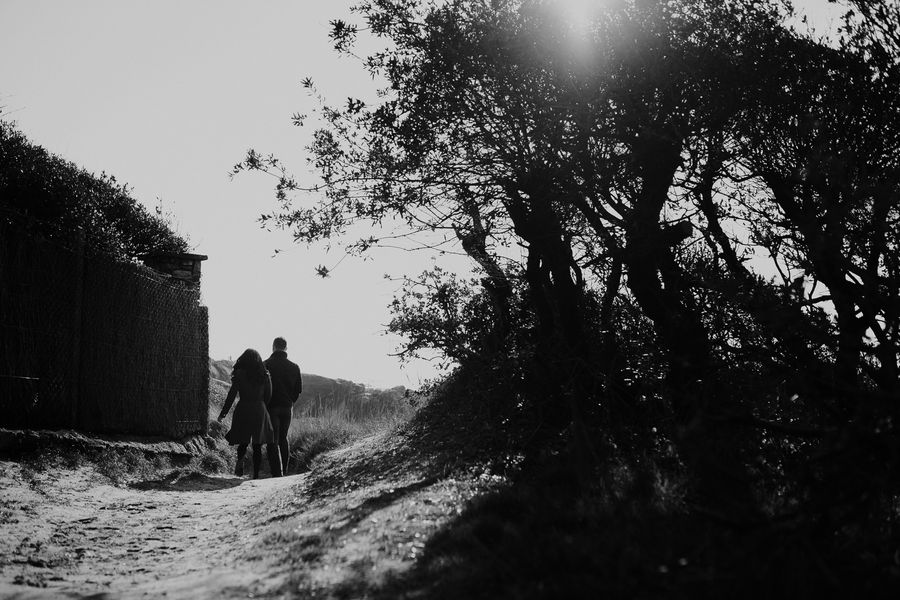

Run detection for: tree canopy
[[236, 0, 900, 589]]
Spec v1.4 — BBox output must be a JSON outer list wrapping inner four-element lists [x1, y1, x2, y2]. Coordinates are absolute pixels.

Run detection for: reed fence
[[0, 208, 208, 437]]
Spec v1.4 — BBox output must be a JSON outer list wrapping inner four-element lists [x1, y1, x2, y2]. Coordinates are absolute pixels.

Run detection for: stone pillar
[[139, 252, 208, 285]]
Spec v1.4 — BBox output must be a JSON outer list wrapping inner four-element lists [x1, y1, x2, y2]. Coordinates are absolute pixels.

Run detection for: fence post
[[199, 305, 209, 434], [69, 230, 85, 429]]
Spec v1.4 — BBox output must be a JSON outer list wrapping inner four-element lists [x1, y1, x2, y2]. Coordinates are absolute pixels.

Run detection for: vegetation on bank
[[0, 120, 188, 261], [233, 0, 900, 596]]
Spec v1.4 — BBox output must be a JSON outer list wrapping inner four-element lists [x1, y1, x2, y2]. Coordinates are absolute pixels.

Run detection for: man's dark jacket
[[264, 350, 302, 409]]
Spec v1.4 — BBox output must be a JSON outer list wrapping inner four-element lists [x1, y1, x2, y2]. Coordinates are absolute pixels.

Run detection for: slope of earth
[[0, 461, 302, 599], [0, 398, 507, 599]]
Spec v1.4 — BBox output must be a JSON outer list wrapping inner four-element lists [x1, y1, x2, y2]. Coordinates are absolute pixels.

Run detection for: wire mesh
[[0, 208, 208, 437]]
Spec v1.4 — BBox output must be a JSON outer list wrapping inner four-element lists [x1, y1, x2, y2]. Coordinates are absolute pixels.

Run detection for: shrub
[[0, 120, 188, 261], [198, 450, 229, 474], [206, 419, 228, 439]]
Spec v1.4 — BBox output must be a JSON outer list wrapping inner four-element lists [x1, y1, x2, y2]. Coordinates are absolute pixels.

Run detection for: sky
[[0, 0, 840, 388], [0, 0, 462, 388]]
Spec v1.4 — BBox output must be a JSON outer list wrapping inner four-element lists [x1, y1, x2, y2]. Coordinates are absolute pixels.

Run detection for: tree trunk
[[696, 164, 829, 378], [505, 186, 592, 369], [455, 203, 512, 353], [767, 178, 865, 408], [505, 186, 599, 475], [624, 135, 759, 520]]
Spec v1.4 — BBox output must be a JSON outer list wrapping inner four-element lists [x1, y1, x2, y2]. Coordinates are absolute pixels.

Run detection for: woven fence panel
[[79, 257, 207, 437], [0, 217, 80, 429], [0, 209, 208, 437]]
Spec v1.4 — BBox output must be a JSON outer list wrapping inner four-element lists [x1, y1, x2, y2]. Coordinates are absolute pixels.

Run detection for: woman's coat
[[220, 368, 275, 445]]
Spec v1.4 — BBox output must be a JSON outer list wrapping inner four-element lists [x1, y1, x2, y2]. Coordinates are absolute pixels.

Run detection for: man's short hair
[[273, 337, 287, 351]]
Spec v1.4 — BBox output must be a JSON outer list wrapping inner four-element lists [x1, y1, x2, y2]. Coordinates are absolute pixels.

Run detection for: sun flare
[[551, 0, 604, 24], [546, 0, 606, 57]]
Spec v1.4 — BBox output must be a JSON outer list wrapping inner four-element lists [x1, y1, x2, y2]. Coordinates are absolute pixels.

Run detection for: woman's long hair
[[233, 348, 267, 385]]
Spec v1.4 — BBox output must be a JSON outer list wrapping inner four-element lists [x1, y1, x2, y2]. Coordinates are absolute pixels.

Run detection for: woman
[[217, 349, 282, 478]]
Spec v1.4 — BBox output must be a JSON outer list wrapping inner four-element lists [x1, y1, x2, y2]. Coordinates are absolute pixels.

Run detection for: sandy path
[[0, 460, 306, 599], [0, 431, 484, 599]]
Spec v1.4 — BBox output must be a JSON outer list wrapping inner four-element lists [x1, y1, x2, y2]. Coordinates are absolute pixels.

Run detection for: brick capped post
[[139, 252, 208, 286]]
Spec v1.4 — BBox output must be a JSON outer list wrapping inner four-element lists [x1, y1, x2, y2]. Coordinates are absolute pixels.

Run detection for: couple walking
[[217, 337, 302, 479]]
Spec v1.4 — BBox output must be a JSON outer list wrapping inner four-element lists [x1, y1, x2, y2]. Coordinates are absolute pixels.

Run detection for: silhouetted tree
[[237, 0, 900, 528]]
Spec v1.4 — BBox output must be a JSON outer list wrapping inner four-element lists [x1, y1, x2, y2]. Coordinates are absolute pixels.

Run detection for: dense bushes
[[0, 120, 188, 261]]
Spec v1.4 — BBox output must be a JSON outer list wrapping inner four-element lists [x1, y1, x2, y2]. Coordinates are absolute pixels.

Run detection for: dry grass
[[15, 444, 187, 486], [288, 403, 413, 475], [205, 368, 414, 476]]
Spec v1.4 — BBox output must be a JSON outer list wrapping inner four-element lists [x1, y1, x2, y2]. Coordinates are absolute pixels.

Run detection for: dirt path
[[0, 460, 307, 599], [0, 432, 484, 599]]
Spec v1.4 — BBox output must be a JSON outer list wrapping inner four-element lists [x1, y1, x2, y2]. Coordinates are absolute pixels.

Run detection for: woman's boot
[[252, 444, 262, 479], [235, 444, 247, 477]]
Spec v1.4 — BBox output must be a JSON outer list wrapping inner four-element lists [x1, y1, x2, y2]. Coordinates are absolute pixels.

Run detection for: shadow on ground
[[129, 470, 244, 491], [290, 386, 900, 599], [332, 467, 900, 600]]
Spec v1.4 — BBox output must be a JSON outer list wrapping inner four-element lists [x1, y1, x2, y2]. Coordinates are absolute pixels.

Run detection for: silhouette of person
[[218, 348, 282, 478], [264, 337, 302, 474]]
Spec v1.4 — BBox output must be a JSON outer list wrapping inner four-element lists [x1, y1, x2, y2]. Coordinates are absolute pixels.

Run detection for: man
[[264, 336, 302, 475]]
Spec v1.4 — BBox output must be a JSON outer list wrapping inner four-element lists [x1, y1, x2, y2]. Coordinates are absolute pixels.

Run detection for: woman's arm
[[218, 374, 239, 421], [264, 371, 273, 406]]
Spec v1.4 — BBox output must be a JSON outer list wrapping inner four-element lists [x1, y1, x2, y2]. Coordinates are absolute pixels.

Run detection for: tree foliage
[[0, 121, 189, 261], [236, 0, 900, 579]]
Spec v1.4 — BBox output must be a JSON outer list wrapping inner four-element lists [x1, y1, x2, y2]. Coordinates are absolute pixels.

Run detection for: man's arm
[[292, 368, 302, 404]]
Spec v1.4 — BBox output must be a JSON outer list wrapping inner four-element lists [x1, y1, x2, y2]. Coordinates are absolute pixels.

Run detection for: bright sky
[[0, 0, 839, 388], [0, 0, 464, 388]]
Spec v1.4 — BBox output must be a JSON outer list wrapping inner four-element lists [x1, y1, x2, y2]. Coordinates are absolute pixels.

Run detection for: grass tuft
[[287, 406, 412, 475], [197, 450, 229, 474], [93, 447, 159, 484]]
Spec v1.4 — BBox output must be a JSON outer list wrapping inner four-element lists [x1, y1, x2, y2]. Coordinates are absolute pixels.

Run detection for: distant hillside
[[208, 358, 406, 417], [209, 358, 233, 386]]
